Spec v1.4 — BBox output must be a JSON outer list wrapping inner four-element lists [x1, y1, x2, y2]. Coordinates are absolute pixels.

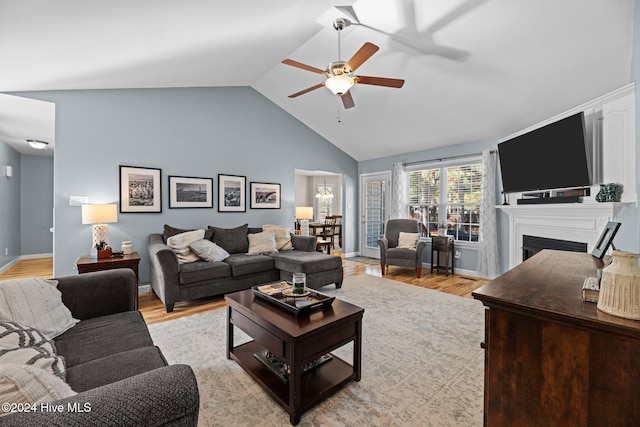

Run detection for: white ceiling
[[0, 0, 634, 160]]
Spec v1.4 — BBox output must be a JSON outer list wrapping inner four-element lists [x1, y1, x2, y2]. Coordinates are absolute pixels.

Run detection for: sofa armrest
[[290, 233, 317, 252], [416, 240, 427, 261], [2, 364, 199, 427], [148, 233, 180, 311], [377, 238, 389, 265], [57, 269, 136, 320]]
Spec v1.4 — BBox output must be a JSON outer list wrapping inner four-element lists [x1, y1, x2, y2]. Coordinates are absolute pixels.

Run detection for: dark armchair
[[377, 219, 427, 278]]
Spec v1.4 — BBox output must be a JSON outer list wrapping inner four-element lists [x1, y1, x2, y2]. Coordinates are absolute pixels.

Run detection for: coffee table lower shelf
[[230, 341, 355, 414]]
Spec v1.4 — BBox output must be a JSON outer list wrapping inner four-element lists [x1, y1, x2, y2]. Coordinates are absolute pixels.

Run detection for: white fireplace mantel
[[497, 202, 630, 269]]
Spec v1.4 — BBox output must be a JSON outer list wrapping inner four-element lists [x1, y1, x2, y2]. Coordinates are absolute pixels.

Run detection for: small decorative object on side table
[[76, 252, 141, 309]]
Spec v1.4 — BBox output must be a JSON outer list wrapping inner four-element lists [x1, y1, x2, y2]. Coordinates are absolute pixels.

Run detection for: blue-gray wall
[[20, 155, 53, 255], [14, 87, 358, 282], [0, 141, 21, 267]]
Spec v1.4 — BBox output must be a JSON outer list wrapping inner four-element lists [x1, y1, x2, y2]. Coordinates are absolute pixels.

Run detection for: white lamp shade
[[82, 204, 118, 225], [295, 206, 314, 220]]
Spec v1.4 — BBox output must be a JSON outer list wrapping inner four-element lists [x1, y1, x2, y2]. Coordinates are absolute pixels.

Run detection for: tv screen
[[498, 112, 591, 193]]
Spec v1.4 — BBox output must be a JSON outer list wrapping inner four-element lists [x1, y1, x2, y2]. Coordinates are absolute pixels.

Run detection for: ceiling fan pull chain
[[337, 98, 341, 123]]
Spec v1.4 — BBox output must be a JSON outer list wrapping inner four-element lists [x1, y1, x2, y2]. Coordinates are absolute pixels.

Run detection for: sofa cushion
[[65, 346, 167, 392], [224, 253, 275, 276], [208, 224, 249, 254], [0, 278, 79, 339], [0, 364, 75, 415], [269, 251, 342, 274], [179, 261, 231, 285], [163, 224, 213, 244], [247, 231, 277, 254], [167, 229, 205, 264], [189, 239, 230, 262], [55, 311, 153, 368]]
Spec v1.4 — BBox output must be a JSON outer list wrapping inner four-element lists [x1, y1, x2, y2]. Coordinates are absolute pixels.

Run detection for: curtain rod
[[402, 150, 495, 167]]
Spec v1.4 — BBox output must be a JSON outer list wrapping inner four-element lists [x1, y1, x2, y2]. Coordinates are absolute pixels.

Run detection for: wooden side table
[[76, 252, 141, 309], [430, 236, 454, 276]]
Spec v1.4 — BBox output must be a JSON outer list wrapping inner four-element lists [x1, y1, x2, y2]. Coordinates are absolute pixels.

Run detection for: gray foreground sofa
[[2, 269, 199, 427], [149, 224, 343, 312]]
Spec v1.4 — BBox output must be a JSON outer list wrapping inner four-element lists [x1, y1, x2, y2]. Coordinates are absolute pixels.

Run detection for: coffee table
[[225, 289, 364, 425]]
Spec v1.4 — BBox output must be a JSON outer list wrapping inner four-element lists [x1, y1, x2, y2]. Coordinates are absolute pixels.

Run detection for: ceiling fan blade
[[341, 91, 355, 109], [355, 75, 405, 88], [288, 83, 325, 98], [346, 42, 379, 72], [281, 59, 325, 75]]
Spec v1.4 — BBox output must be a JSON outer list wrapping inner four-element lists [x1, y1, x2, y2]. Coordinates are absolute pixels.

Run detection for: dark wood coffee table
[[225, 289, 364, 425]]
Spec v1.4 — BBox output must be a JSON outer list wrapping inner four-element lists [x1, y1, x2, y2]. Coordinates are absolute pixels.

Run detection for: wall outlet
[[455, 250, 461, 259]]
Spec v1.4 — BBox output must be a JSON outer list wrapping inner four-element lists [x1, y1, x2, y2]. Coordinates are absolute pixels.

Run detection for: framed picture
[[119, 165, 162, 213], [218, 174, 246, 212], [168, 176, 213, 208], [250, 182, 281, 209], [592, 221, 621, 259]]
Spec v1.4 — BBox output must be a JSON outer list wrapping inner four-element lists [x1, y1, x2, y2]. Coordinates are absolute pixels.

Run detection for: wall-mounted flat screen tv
[[498, 112, 592, 193]]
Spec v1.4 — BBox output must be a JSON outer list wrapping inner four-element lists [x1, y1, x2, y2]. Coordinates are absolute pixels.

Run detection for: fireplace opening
[[522, 235, 587, 261]]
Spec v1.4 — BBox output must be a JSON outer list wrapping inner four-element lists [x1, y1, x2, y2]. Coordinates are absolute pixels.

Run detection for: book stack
[[582, 276, 601, 303]]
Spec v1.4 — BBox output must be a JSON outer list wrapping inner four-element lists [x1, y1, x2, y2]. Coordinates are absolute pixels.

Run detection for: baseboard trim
[[0, 253, 53, 274]]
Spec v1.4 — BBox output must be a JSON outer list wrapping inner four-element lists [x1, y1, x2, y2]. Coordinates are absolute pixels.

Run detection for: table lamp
[[295, 206, 313, 236], [81, 204, 118, 257]]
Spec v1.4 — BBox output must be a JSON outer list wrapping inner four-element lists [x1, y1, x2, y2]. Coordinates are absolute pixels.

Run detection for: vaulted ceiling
[[0, 0, 634, 160]]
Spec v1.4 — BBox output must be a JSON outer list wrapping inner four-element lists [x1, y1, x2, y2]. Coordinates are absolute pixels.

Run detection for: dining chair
[[326, 215, 342, 248], [321, 216, 337, 248]]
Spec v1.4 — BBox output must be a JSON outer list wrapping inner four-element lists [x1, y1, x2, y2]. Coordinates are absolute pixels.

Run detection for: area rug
[[148, 275, 485, 426], [345, 256, 380, 265]]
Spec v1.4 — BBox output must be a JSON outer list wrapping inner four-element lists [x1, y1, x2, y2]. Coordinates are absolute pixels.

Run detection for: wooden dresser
[[472, 250, 640, 427]]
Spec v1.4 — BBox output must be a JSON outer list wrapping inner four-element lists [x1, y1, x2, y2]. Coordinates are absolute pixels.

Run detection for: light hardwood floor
[[0, 254, 490, 325]]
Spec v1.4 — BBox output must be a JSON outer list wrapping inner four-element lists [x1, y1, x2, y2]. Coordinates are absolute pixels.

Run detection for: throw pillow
[[0, 322, 66, 381], [189, 240, 230, 262], [0, 278, 78, 339], [262, 224, 293, 251], [0, 364, 75, 417], [397, 232, 420, 250], [247, 231, 278, 254], [0, 322, 56, 355], [163, 224, 213, 244], [166, 229, 205, 264], [208, 224, 249, 254]]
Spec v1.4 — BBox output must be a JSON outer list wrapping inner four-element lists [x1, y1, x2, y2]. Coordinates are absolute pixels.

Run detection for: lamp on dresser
[[81, 204, 118, 258]]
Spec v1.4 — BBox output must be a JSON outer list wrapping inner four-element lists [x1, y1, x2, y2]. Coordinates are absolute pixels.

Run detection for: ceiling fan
[[281, 18, 404, 110]]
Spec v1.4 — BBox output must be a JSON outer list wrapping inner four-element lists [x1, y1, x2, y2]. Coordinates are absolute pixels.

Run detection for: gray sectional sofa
[[149, 224, 343, 312], [4, 268, 199, 427]]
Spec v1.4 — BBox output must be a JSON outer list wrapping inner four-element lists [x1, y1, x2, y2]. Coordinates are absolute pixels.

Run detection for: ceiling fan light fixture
[[26, 139, 49, 150], [325, 74, 354, 96]]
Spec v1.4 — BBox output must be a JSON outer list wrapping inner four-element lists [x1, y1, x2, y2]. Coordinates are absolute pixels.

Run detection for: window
[[316, 184, 333, 219], [408, 161, 482, 242]]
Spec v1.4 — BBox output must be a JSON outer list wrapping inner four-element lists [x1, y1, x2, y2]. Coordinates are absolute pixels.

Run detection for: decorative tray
[[252, 281, 335, 316]]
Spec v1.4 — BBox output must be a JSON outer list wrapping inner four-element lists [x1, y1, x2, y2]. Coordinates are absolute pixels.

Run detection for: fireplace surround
[[498, 203, 628, 269]]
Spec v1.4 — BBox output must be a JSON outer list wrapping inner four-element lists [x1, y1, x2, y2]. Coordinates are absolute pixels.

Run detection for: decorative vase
[[595, 184, 606, 202], [595, 183, 622, 202], [597, 250, 640, 319]]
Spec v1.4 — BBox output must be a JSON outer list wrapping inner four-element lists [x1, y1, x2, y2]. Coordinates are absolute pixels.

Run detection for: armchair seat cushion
[[386, 247, 419, 260], [179, 261, 230, 285], [224, 253, 275, 276], [66, 346, 167, 392], [55, 311, 153, 368]]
